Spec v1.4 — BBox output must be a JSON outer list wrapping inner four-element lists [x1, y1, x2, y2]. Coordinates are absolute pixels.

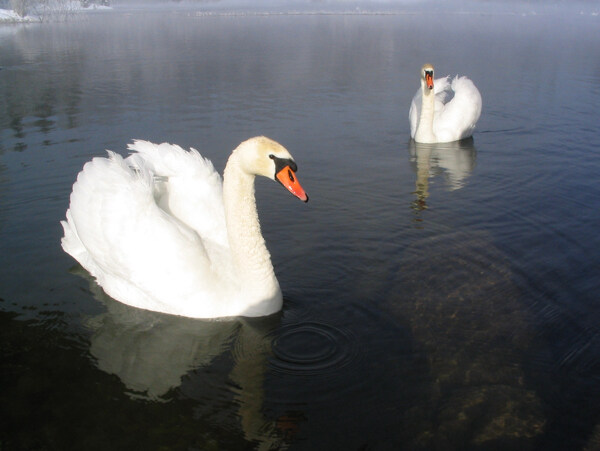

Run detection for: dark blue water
[[1, 5, 599, 450]]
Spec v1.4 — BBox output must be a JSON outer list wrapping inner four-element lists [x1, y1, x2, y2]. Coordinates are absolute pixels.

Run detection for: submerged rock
[[386, 231, 545, 449]]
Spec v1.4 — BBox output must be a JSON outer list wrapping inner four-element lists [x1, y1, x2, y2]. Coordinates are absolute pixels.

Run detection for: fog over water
[[111, 0, 600, 15]]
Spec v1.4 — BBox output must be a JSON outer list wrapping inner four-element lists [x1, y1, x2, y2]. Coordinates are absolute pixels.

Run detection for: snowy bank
[[0, 8, 39, 22], [0, 3, 112, 23]]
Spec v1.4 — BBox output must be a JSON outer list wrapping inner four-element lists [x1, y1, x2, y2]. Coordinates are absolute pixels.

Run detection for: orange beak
[[425, 71, 434, 89], [276, 166, 308, 202]]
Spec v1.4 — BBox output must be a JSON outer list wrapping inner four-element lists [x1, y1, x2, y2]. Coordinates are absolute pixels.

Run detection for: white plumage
[[409, 63, 482, 143], [61, 137, 308, 319]]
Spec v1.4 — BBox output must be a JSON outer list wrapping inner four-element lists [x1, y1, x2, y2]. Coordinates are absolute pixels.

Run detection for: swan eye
[[269, 154, 275, 160]]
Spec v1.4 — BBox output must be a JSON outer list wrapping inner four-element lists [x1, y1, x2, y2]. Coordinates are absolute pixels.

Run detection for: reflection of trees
[[0, 162, 7, 230], [0, 28, 83, 151]]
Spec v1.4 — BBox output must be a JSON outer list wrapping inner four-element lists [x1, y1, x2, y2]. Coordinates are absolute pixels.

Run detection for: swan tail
[[61, 209, 88, 264], [61, 152, 153, 274]]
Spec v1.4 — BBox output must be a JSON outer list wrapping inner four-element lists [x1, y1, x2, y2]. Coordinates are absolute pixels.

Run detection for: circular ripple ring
[[270, 322, 357, 376]]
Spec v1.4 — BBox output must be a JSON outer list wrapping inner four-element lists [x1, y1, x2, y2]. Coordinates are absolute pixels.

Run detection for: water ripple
[[269, 321, 358, 376]]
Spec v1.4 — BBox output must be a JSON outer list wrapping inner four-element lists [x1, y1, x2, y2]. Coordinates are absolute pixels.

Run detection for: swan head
[[421, 63, 435, 91], [233, 136, 309, 202]]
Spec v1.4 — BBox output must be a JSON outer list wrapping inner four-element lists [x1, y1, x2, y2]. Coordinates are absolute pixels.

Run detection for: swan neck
[[222, 157, 280, 300], [416, 83, 436, 143]]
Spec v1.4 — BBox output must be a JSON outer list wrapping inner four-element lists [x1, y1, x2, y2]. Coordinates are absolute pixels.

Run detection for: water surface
[[1, 6, 600, 450]]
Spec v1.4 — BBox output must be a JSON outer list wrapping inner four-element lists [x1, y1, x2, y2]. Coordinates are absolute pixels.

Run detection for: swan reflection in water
[[408, 137, 477, 214], [82, 275, 292, 449]]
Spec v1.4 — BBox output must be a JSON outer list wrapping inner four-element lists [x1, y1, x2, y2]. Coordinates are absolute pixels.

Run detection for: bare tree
[[10, 0, 28, 17]]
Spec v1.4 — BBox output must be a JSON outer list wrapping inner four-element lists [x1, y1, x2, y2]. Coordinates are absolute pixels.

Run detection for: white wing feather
[[61, 143, 236, 317]]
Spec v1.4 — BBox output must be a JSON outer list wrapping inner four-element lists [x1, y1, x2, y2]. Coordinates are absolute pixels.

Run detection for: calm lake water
[[1, 4, 600, 450]]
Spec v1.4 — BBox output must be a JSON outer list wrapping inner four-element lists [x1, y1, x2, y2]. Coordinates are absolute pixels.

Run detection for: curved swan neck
[[415, 82, 436, 143], [222, 155, 280, 297]]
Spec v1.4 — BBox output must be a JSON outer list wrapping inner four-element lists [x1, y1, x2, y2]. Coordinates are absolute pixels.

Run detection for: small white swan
[[409, 63, 482, 143], [61, 137, 308, 319]]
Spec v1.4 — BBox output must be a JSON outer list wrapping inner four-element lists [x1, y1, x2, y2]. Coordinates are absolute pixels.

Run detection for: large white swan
[[61, 137, 308, 319], [409, 63, 482, 143]]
